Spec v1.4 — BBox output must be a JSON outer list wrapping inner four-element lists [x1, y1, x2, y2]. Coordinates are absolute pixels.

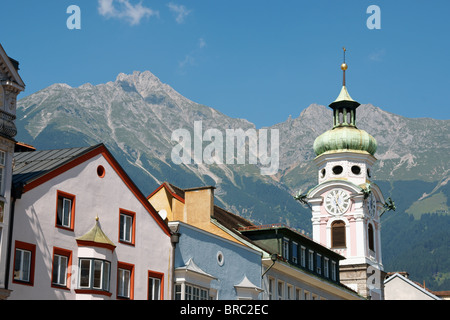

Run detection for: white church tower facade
[[305, 51, 386, 299]]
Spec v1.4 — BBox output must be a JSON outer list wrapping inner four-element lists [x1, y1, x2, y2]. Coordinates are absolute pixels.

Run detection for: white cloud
[[198, 38, 206, 49], [179, 54, 196, 69], [369, 49, 386, 62], [178, 38, 207, 73], [98, 0, 158, 25], [167, 3, 192, 24]]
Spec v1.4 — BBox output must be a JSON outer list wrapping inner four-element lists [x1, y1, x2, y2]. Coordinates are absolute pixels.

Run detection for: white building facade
[[7, 144, 173, 299]]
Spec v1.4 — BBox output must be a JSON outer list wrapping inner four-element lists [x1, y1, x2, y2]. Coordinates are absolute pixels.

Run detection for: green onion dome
[[313, 126, 377, 156], [314, 55, 378, 157]]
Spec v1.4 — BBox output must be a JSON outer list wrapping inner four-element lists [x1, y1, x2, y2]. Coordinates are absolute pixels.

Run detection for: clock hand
[[334, 194, 344, 213]]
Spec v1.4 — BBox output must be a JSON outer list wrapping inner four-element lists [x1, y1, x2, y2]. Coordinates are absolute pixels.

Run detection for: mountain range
[[15, 70, 450, 291]]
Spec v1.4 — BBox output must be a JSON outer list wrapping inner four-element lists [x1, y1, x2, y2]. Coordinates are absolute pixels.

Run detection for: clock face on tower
[[324, 189, 351, 215], [367, 192, 377, 217]]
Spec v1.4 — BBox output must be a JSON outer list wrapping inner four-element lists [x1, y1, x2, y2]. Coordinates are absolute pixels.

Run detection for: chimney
[[184, 186, 215, 226]]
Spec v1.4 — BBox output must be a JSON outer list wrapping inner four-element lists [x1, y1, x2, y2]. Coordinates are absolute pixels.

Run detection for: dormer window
[[282, 238, 289, 259], [292, 242, 298, 264]]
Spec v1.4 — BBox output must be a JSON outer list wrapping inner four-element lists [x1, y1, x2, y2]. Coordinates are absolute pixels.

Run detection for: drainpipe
[[261, 253, 278, 278], [169, 224, 180, 300], [4, 182, 23, 292]]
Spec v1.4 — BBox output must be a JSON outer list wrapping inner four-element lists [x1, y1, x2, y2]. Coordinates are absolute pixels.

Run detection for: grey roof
[[13, 144, 102, 187]]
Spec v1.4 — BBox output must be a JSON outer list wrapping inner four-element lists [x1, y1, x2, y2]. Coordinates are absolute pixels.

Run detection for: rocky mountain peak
[[115, 71, 169, 98]]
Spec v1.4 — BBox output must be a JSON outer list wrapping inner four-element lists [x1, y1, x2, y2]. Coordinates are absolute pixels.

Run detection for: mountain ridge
[[15, 70, 450, 290]]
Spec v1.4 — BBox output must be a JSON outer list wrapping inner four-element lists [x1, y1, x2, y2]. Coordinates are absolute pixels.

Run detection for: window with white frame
[[295, 287, 302, 300], [268, 277, 274, 300], [304, 290, 310, 300], [308, 250, 314, 270], [174, 284, 182, 300], [13, 241, 36, 285], [148, 275, 162, 300], [301, 246, 306, 267], [14, 248, 32, 282], [117, 268, 131, 298], [174, 283, 208, 300], [287, 284, 293, 300], [120, 214, 132, 242], [58, 197, 71, 226], [324, 257, 329, 278], [292, 242, 298, 264], [0, 150, 5, 196], [331, 261, 337, 281], [187, 284, 209, 300], [282, 238, 289, 259], [118, 264, 133, 299], [78, 258, 110, 291], [56, 191, 75, 230], [119, 210, 135, 244], [52, 254, 69, 287], [316, 254, 322, 274], [277, 280, 284, 300]]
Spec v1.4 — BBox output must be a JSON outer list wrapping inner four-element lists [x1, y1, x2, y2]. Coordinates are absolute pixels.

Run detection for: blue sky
[[1, 0, 449, 127]]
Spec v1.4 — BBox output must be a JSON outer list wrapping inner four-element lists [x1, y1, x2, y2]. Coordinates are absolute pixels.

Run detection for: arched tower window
[[368, 223, 375, 252], [331, 221, 346, 248]]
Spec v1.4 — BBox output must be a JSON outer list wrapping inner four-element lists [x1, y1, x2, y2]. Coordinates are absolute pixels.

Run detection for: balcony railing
[[0, 110, 17, 139]]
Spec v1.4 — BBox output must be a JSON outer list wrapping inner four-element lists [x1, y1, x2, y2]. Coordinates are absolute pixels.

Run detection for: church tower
[[305, 49, 386, 299]]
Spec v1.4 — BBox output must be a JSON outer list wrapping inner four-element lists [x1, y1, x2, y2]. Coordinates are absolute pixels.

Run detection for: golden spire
[[341, 47, 348, 86]]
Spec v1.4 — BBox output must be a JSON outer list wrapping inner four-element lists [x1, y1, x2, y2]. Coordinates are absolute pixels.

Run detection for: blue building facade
[[169, 221, 263, 300]]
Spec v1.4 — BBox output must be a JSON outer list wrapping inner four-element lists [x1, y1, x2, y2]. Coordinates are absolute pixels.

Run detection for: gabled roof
[[13, 145, 100, 190], [147, 181, 186, 203], [150, 182, 255, 229], [13, 143, 171, 237], [384, 272, 442, 300], [149, 181, 258, 246]]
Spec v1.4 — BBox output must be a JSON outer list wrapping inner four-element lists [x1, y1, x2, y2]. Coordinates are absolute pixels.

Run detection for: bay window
[[78, 258, 110, 292]]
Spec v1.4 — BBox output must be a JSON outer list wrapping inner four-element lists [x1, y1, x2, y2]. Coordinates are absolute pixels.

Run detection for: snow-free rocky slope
[[16, 71, 450, 290]]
